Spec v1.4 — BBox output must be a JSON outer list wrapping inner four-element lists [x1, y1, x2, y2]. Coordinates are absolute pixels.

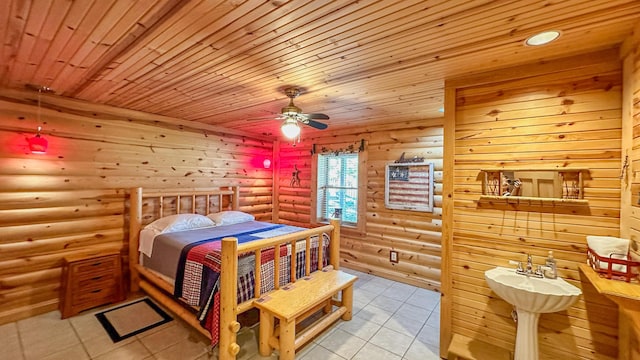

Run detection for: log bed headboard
[[128, 186, 240, 291]]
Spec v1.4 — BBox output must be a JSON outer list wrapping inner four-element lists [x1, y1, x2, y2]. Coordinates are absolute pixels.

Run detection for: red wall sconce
[[28, 126, 48, 154], [263, 159, 272, 169]]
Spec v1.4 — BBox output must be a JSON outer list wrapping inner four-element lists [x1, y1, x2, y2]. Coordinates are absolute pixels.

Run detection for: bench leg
[[279, 318, 296, 360], [323, 298, 332, 314], [341, 285, 353, 321], [259, 310, 274, 357]]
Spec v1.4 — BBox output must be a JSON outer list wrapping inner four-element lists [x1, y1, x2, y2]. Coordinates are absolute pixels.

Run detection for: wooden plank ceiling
[[1, 0, 639, 139]]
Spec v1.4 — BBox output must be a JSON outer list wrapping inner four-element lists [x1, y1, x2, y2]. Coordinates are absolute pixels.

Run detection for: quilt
[[172, 223, 329, 345]]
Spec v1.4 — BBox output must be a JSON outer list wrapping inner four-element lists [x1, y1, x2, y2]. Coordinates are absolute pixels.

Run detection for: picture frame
[[385, 162, 434, 212]]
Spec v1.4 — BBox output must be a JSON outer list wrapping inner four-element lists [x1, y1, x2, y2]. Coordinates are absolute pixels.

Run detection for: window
[[316, 153, 359, 225]]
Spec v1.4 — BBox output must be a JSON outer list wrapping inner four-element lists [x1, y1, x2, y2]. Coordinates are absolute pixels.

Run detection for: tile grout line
[[68, 318, 92, 359]]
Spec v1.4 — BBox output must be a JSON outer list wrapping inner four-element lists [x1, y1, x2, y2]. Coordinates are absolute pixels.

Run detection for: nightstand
[[60, 251, 125, 319]]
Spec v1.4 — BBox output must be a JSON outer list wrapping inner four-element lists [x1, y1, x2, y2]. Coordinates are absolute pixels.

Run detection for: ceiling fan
[[278, 87, 329, 139]]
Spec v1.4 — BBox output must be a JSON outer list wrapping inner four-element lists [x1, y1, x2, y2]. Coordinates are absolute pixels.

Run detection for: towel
[[630, 246, 640, 274], [586, 236, 630, 272]]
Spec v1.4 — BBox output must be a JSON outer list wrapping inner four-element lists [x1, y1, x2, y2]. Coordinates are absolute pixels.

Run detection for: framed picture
[[385, 162, 434, 212]]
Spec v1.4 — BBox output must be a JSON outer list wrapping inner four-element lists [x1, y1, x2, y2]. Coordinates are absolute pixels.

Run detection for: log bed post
[[219, 236, 240, 360], [231, 186, 240, 210], [129, 187, 143, 292], [329, 219, 340, 269]]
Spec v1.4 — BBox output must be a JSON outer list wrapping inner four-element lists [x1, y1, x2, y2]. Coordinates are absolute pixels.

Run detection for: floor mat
[[95, 298, 172, 342]]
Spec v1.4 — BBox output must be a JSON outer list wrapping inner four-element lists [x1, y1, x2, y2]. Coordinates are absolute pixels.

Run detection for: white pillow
[[145, 214, 216, 234], [207, 211, 255, 226]]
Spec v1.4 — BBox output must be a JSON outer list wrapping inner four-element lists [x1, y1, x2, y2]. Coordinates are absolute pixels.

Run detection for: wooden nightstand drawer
[[72, 285, 117, 306], [74, 274, 117, 290], [60, 252, 124, 319], [72, 257, 119, 279]]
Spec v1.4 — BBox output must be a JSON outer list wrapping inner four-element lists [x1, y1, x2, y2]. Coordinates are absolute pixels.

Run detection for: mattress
[[141, 220, 286, 280]]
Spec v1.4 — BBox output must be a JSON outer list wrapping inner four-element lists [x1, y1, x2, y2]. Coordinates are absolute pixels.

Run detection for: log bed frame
[[128, 187, 341, 360]]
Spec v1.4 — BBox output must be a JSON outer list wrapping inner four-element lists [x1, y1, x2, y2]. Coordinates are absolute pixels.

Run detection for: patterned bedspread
[[171, 223, 329, 346]]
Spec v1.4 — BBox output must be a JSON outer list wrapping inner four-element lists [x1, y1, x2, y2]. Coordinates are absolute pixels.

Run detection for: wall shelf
[[479, 168, 587, 201], [478, 195, 589, 205], [579, 263, 640, 311]]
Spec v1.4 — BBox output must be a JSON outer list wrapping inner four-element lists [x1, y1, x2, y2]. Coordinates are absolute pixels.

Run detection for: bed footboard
[[218, 219, 340, 360]]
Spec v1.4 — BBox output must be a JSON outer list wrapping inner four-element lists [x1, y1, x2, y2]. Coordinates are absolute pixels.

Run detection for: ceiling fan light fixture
[[525, 30, 561, 46], [281, 118, 300, 139]]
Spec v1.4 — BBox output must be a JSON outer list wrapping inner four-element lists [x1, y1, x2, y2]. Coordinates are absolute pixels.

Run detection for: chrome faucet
[[510, 254, 544, 278], [526, 254, 533, 274]]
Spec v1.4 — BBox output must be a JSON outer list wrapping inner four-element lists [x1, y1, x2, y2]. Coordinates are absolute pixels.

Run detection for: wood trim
[[273, 140, 280, 222], [440, 83, 457, 358], [310, 152, 318, 224], [620, 44, 634, 238]]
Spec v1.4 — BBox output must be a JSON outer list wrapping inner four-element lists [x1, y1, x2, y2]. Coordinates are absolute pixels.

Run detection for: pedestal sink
[[485, 267, 582, 360]]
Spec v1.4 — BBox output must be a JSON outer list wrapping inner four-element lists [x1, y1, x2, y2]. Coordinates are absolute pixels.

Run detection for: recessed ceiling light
[[525, 30, 561, 46]]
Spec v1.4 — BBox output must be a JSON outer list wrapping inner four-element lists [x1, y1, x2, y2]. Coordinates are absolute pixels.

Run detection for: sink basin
[[485, 266, 582, 360], [485, 266, 581, 313]]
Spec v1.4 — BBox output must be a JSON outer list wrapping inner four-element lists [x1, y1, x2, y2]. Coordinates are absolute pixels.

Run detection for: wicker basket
[[587, 247, 640, 282]]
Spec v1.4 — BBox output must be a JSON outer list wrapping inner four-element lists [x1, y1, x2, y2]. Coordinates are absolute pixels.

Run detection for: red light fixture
[[28, 126, 48, 154], [263, 159, 271, 169], [26, 84, 52, 154]]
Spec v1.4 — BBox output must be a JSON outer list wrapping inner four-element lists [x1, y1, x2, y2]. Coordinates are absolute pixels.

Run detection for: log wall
[[275, 119, 444, 290], [0, 88, 273, 325], [444, 49, 622, 359]]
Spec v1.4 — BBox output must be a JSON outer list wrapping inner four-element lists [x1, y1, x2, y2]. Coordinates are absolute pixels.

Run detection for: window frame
[[311, 150, 366, 232]]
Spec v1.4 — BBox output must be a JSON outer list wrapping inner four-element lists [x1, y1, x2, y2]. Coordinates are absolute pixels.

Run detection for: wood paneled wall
[[275, 119, 444, 290], [444, 49, 622, 360], [621, 21, 640, 359], [0, 89, 273, 325]]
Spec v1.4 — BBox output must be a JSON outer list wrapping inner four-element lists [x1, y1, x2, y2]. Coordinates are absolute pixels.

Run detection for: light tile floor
[[0, 268, 441, 360]]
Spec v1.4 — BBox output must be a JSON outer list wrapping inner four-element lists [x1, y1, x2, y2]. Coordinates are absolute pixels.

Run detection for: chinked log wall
[[0, 88, 273, 324], [276, 118, 444, 291], [443, 49, 622, 360]]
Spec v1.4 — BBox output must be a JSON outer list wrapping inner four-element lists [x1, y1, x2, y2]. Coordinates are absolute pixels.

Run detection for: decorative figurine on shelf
[[486, 172, 501, 196], [394, 152, 425, 163], [501, 174, 522, 196], [290, 165, 301, 187]]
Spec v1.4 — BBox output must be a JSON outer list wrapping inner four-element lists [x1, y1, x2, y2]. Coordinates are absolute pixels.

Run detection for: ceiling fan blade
[[305, 119, 328, 130], [304, 113, 330, 120]]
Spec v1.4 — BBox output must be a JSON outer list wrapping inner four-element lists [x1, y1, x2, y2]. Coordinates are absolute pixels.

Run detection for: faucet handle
[[509, 260, 524, 272], [541, 265, 557, 279]]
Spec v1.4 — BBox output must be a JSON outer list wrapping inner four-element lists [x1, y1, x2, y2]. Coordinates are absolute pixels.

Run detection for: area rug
[[95, 298, 173, 342]]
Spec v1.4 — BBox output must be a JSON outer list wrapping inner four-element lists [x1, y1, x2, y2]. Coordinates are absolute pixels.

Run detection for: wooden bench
[[254, 269, 357, 360], [447, 333, 512, 360]]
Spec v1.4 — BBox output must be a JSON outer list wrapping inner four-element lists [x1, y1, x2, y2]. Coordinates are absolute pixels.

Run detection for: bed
[[127, 186, 341, 360]]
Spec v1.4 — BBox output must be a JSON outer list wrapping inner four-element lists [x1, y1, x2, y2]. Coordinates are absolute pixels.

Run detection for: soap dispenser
[[544, 250, 557, 279]]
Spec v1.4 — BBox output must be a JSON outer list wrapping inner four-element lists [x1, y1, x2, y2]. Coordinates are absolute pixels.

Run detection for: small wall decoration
[[290, 164, 301, 187], [385, 162, 434, 212]]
